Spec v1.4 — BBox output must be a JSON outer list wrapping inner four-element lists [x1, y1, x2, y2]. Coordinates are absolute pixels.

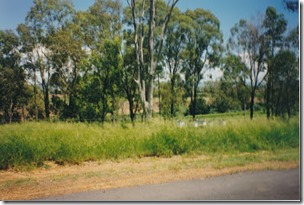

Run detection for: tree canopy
[[0, 0, 299, 123]]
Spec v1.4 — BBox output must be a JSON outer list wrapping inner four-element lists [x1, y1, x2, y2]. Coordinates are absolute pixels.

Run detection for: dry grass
[[0, 148, 299, 200]]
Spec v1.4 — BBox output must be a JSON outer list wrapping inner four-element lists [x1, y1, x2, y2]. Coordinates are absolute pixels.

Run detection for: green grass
[[0, 116, 299, 170], [182, 110, 265, 120]]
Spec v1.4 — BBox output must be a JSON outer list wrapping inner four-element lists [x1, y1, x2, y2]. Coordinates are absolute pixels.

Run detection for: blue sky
[[0, 0, 299, 42]]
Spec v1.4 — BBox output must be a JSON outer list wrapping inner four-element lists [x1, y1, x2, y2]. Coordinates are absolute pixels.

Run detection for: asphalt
[[37, 168, 300, 201]]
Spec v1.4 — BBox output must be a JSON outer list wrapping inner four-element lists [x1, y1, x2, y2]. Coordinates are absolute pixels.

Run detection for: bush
[[187, 98, 210, 116]]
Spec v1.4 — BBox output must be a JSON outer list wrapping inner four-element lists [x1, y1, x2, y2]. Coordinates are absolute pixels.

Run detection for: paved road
[[38, 169, 300, 201]]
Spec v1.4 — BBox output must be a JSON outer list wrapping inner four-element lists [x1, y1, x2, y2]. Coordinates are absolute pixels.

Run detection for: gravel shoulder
[[38, 168, 300, 201]]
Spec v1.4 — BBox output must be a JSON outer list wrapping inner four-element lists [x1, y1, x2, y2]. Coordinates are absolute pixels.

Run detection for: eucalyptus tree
[[76, 0, 122, 49], [48, 21, 86, 119], [25, 0, 74, 119], [82, 38, 122, 123], [120, 31, 141, 123], [271, 26, 299, 118], [271, 50, 298, 118], [77, 0, 123, 122], [0, 30, 30, 123], [183, 8, 223, 119], [228, 19, 268, 119], [17, 24, 40, 120], [262, 6, 287, 119], [221, 54, 249, 113], [74, 0, 122, 122], [283, 0, 298, 12], [284, 26, 299, 54], [126, 0, 179, 119], [162, 10, 191, 118]]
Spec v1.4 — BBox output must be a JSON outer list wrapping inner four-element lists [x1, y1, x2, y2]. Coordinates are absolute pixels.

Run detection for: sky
[[0, 0, 299, 41], [0, 0, 299, 82]]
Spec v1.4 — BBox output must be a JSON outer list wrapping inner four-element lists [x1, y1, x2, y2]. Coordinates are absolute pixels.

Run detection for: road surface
[[38, 169, 300, 201]]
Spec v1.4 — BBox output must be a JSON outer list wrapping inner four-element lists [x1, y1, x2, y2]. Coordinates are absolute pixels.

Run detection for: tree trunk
[[33, 70, 38, 121], [270, 73, 274, 117], [21, 105, 25, 122], [111, 94, 116, 124], [129, 0, 179, 121], [266, 79, 271, 119], [250, 89, 255, 120], [146, 77, 154, 118], [41, 67, 50, 119], [101, 94, 107, 123], [170, 78, 175, 118], [128, 96, 135, 124], [158, 73, 161, 115], [139, 79, 147, 121], [170, 101, 174, 118], [146, 0, 156, 119], [192, 85, 198, 120], [44, 86, 50, 119], [8, 101, 13, 124], [189, 80, 194, 119]]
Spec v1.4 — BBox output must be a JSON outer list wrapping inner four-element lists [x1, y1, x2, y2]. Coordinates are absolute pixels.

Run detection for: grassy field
[[0, 115, 299, 170]]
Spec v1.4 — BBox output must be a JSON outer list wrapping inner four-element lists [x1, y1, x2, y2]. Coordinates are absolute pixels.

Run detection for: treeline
[[0, 0, 299, 124]]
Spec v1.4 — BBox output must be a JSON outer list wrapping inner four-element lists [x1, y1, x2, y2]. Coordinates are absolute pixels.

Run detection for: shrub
[[187, 98, 210, 116]]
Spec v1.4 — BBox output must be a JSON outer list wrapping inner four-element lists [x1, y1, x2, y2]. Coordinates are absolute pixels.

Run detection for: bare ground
[[40, 169, 300, 201], [0, 154, 299, 200]]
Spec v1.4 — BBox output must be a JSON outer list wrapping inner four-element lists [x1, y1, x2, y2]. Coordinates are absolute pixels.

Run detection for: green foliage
[[0, 0, 299, 124], [160, 81, 186, 118], [187, 98, 210, 116], [182, 8, 223, 119], [0, 117, 298, 170], [271, 50, 298, 117], [144, 129, 189, 157], [79, 38, 123, 122], [144, 118, 299, 156], [0, 30, 31, 123], [220, 54, 249, 111], [283, 0, 298, 12]]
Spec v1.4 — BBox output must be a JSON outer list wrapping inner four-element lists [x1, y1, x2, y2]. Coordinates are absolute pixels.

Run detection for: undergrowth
[[0, 117, 299, 170]]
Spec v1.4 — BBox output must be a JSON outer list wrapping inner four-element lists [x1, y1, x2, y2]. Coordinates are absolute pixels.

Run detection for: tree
[[160, 77, 186, 118], [17, 24, 40, 120], [272, 50, 298, 118], [188, 97, 210, 116], [284, 26, 298, 54], [49, 21, 86, 119], [162, 10, 190, 118], [121, 31, 140, 123], [221, 54, 249, 113], [81, 38, 122, 123], [25, 0, 74, 119], [283, 0, 298, 12], [228, 19, 267, 119], [80, 0, 122, 48], [0, 30, 30, 123], [262, 6, 287, 119], [183, 8, 223, 119], [126, 0, 179, 119], [74, 0, 123, 122]]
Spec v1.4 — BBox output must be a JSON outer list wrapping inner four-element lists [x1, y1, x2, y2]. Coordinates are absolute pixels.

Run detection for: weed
[[0, 117, 299, 170]]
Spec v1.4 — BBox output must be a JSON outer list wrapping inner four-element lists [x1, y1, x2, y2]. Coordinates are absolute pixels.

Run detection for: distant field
[[0, 115, 299, 170]]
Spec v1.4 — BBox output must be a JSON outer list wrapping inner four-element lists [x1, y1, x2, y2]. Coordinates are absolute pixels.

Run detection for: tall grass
[[0, 117, 299, 170]]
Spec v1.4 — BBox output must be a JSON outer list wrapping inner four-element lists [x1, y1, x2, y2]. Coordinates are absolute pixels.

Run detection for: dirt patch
[[0, 155, 299, 200]]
